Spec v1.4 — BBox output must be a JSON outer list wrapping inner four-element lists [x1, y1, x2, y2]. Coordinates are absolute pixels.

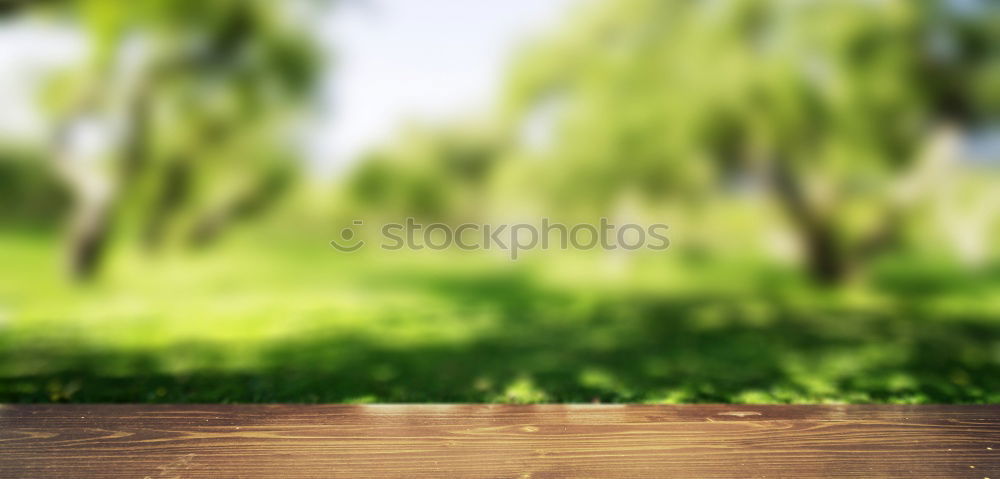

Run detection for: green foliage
[[0, 146, 70, 226], [494, 0, 999, 280], [506, 0, 996, 186], [343, 123, 507, 222], [20, 0, 327, 275]]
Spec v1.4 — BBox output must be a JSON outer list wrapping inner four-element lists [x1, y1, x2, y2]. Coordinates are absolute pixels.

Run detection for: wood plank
[[2, 405, 998, 478]]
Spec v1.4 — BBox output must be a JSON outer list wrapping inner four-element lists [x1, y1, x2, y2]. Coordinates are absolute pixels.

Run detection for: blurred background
[[0, 0, 998, 403]]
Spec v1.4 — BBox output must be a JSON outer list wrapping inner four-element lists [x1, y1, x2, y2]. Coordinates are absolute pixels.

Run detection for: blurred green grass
[[1, 228, 998, 404]]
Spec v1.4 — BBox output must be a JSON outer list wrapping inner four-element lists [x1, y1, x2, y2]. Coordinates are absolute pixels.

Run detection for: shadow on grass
[[2, 270, 998, 403]]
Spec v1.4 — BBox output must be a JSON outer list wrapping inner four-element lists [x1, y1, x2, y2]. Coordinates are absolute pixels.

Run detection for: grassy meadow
[[2, 220, 997, 404]]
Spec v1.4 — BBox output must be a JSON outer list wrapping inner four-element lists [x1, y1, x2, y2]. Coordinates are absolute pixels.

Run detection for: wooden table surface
[[2, 404, 998, 478]]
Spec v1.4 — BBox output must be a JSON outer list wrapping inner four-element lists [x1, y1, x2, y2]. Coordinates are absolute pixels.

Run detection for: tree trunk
[[801, 220, 849, 285], [770, 161, 850, 285], [58, 63, 154, 281], [65, 199, 112, 281]]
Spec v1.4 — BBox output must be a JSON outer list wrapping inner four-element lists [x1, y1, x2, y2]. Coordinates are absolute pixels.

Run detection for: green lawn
[[1, 228, 998, 403]]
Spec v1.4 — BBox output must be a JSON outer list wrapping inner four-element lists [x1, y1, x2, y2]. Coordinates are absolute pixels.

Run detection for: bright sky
[[0, 20, 86, 143], [308, 0, 583, 175]]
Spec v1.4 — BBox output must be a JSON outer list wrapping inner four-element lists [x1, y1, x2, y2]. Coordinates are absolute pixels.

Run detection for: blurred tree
[[11, 0, 324, 280], [0, 144, 70, 227], [344, 123, 506, 223], [503, 0, 999, 283]]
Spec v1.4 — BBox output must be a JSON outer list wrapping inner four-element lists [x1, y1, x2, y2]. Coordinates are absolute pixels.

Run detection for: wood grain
[[2, 405, 998, 478]]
